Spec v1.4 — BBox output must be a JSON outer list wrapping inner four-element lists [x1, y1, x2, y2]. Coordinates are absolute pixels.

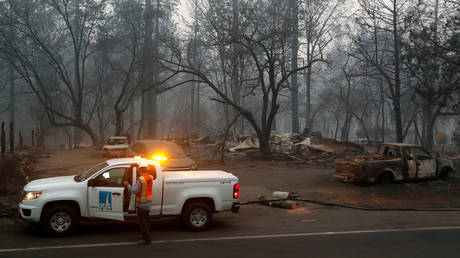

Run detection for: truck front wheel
[[42, 205, 79, 236], [181, 202, 213, 231]]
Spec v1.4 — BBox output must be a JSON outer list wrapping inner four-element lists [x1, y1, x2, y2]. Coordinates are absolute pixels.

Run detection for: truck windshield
[[75, 162, 109, 182]]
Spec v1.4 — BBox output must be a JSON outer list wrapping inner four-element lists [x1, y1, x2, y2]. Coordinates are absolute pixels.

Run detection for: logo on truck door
[[99, 191, 112, 211]]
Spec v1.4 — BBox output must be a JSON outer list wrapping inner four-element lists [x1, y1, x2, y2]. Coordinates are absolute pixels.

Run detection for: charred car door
[[413, 147, 436, 178]]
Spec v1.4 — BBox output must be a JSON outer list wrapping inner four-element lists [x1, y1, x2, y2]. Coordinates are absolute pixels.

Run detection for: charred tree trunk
[[115, 110, 123, 136], [392, 0, 403, 143], [129, 100, 135, 139], [77, 124, 100, 146], [422, 104, 435, 150], [19, 131, 23, 149], [31, 129, 35, 147], [290, 0, 299, 133], [1, 122, 5, 157], [305, 65, 312, 130], [231, 0, 241, 136], [141, 0, 155, 139], [9, 122, 14, 153], [8, 64, 15, 128]]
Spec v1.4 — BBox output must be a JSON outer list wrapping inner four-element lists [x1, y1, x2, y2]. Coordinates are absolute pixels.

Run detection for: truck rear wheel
[[42, 205, 79, 236], [181, 202, 213, 231]]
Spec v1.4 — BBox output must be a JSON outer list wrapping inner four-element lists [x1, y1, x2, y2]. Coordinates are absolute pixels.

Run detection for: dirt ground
[[25, 145, 460, 210]]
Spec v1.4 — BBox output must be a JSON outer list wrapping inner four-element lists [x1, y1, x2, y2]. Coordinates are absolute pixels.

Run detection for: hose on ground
[[235, 197, 460, 212]]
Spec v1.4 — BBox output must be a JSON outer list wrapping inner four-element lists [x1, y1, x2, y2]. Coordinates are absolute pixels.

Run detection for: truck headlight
[[23, 191, 42, 201]]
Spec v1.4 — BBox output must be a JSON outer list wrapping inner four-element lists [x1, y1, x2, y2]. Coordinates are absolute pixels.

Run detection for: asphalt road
[[1, 227, 460, 258], [2, 204, 460, 258]]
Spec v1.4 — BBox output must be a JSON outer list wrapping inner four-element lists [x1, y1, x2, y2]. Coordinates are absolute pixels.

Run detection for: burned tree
[[404, 0, 460, 150], [351, 0, 408, 143], [0, 0, 107, 145], [163, 0, 324, 154]]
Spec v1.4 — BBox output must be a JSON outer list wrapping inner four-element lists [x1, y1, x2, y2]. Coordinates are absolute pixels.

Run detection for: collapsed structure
[[228, 132, 364, 157]]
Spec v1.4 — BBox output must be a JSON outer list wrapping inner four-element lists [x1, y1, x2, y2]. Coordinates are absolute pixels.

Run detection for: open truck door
[[87, 167, 127, 221], [127, 164, 163, 216]]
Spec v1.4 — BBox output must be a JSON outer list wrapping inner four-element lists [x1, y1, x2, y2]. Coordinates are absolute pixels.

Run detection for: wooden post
[[1, 122, 5, 157], [9, 122, 14, 153], [32, 129, 35, 146], [19, 131, 23, 149]]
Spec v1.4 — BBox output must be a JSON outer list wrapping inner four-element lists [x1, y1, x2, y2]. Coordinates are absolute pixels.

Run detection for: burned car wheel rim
[[190, 208, 207, 227], [50, 212, 71, 232]]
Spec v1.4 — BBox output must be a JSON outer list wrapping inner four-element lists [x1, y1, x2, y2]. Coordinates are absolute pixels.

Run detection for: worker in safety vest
[[124, 163, 154, 244]]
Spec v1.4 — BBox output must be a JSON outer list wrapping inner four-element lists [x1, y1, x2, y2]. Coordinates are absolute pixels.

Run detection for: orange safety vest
[[135, 175, 153, 203]]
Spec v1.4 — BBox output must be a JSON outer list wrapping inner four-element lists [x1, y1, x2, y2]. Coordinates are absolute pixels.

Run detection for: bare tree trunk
[[190, 74, 195, 136], [190, 0, 199, 137], [421, 0, 440, 151], [196, 82, 200, 136], [231, 0, 241, 135], [149, 0, 160, 139], [78, 124, 100, 146], [115, 110, 123, 136], [373, 15, 385, 143], [220, 113, 242, 163], [72, 0, 82, 146], [129, 100, 135, 140], [1, 122, 4, 157], [334, 115, 340, 140], [144, 87, 155, 139], [392, 0, 403, 142], [380, 83, 385, 142], [137, 94, 145, 140], [8, 64, 15, 127], [305, 63, 312, 130], [142, 0, 155, 139], [9, 122, 14, 153], [218, 45, 229, 128], [341, 114, 352, 141], [290, 0, 299, 133], [422, 104, 435, 150]]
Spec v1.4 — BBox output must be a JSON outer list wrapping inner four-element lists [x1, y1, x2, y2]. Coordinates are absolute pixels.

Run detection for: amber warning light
[[233, 183, 239, 199], [152, 155, 167, 163]]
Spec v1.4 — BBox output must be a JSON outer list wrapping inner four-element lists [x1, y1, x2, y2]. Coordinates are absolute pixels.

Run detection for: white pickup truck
[[18, 158, 239, 236]]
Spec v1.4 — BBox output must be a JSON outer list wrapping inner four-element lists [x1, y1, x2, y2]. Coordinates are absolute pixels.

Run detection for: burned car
[[102, 136, 130, 157], [128, 140, 197, 171], [334, 143, 455, 184]]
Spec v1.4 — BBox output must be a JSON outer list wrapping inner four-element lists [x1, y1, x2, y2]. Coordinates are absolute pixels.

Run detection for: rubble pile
[[229, 138, 259, 152], [228, 132, 362, 154], [225, 132, 364, 167]]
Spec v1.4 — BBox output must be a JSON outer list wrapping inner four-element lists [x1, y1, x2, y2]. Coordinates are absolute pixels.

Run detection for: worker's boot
[[137, 233, 151, 245], [136, 239, 151, 245]]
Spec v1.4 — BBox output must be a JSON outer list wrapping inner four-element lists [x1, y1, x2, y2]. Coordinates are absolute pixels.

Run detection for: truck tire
[[42, 205, 79, 236], [378, 172, 394, 185], [181, 202, 213, 231]]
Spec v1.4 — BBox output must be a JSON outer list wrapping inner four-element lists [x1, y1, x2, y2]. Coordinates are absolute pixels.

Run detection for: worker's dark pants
[[137, 208, 151, 242]]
